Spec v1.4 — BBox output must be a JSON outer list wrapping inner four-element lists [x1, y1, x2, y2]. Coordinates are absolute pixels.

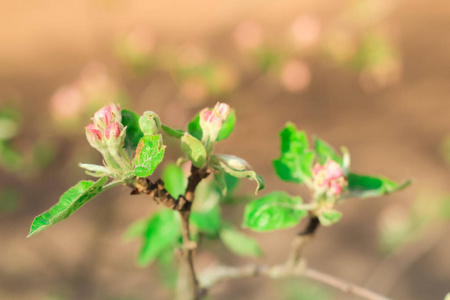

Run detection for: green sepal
[[243, 191, 307, 231], [317, 209, 342, 226], [181, 133, 207, 168], [133, 135, 165, 177], [28, 177, 108, 237], [220, 223, 262, 257], [121, 109, 144, 157], [161, 124, 185, 139], [346, 173, 411, 199]]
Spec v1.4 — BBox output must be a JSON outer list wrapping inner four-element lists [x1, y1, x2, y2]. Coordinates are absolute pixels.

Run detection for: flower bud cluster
[[199, 102, 231, 152], [85, 103, 131, 174], [312, 159, 347, 198]]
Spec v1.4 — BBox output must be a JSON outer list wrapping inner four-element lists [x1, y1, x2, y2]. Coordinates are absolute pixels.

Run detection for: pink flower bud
[[93, 103, 121, 128], [329, 182, 342, 196], [312, 159, 347, 198], [105, 122, 121, 139], [86, 123, 102, 141], [324, 160, 343, 179], [216, 103, 231, 119]]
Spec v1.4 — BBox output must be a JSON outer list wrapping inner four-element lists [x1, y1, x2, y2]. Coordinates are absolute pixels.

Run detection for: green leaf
[[190, 205, 221, 237], [181, 133, 206, 168], [161, 124, 185, 139], [317, 209, 342, 226], [217, 109, 236, 141], [123, 219, 147, 240], [220, 160, 264, 194], [187, 114, 202, 141], [121, 109, 144, 157], [138, 209, 181, 266], [162, 163, 187, 199], [243, 192, 307, 231], [28, 177, 108, 237], [273, 123, 315, 184], [315, 137, 342, 165], [220, 224, 262, 257], [346, 173, 410, 199], [133, 135, 165, 177]]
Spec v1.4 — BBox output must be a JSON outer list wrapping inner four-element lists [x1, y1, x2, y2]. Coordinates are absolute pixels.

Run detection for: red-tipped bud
[[199, 102, 231, 148], [86, 123, 102, 141], [105, 122, 121, 139], [93, 103, 121, 128]]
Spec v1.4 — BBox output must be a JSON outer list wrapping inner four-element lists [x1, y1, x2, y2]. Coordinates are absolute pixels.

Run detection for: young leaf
[[161, 124, 185, 139], [79, 163, 113, 177], [190, 205, 221, 237], [317, 209, 342, 226], [243, 192, 307, 231], [121, 109, 144, 157], [28, 177, 108, 237], [138, 209, 181, 266], [220, 224, 262, 257], [315, 137, 343, 165], [346, 173, 411, 199], [134, 135, 165, 177], [219, 160, 264, 194], [187, 114, 202, 141], [181, 133, 207, 168], [216, 109, 236, 141], [162, 163, 187, 199], [273, 123, 315, 184]]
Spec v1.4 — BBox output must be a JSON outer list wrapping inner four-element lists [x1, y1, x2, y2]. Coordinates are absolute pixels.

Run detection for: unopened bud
[[105, 122, 121, 139], [85, 123, 103, 148], [199, 102, 231, 147], [312, 159, 347, 198], [139, 111, 161, 135], [93, 103, 121, 129]]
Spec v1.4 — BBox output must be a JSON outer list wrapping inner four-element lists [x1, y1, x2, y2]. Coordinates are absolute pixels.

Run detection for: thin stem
[[103, 179, 126, 190], [304, 268, 392, 300], [177, 165, 209, 300]]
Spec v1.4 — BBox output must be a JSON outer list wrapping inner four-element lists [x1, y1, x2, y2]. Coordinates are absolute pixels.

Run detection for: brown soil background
[[1, 0, 449, 299]]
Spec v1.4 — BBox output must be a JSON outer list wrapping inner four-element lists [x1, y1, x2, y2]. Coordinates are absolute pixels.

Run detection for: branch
[[199, 263, 391, 300], [199, 215, 392, 300], [129, 177, 189, 210], [129, 165, 208, 300], [304, 268, 392, 300], [178, 165, 209, 300]]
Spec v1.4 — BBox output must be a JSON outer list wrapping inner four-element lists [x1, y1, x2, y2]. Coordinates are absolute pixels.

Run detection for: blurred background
[[1, 0, 450, 299]]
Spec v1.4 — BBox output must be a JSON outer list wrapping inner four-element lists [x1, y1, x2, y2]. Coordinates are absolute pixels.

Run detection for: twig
[[198, 215, 392, 300], [304, 268, 392, 300]]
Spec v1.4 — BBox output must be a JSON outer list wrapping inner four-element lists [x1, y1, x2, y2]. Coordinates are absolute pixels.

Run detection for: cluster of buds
[[85, 103, 131, 173], [312, 159, 347, 198], [199, 102, 231, 152]]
